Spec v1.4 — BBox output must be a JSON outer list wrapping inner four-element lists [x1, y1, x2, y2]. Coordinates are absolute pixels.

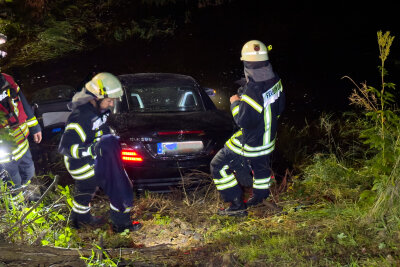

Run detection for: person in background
[[58, 72, 142, 232], [0, 33, 42, 201], [211, 40, 285, 216]]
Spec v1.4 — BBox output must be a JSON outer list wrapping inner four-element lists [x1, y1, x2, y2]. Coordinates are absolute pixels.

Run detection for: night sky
[[8, 0, 400, 123]]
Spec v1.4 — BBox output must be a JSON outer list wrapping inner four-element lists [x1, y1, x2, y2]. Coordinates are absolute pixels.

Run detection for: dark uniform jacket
[[58, 102, 110, 180], [226, 75, 285, 157]]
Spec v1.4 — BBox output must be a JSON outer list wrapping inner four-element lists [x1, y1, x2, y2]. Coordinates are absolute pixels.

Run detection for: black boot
[[246, 196, 265, 207], [70, 212, 106, 229], [246, 189, 270, 207], [110, 210, 142, 233], [217, 197, 247, 217]]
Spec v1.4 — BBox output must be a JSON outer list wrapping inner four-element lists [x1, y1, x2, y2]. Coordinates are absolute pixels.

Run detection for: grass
[[1, 156, 400, 266], [206, 200, 400, 266]]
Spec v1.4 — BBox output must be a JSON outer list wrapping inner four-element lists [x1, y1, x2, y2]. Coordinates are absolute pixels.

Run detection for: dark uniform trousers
[[210, 145, 271, 203]]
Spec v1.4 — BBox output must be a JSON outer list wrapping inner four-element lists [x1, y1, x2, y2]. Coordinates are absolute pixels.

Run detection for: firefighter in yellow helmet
[[211, 40, 285, 216], [58, 72, 142, 232]]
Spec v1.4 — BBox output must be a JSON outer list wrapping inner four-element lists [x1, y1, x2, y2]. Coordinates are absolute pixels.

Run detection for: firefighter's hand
[[89, 142, 101, 158], [230, 94, 241, 104], [33, 132, 42, 143]]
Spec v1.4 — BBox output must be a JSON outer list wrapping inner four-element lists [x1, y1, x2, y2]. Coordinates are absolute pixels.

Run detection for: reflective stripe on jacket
[[0, 73, 41, 163], [58, 102, 111, 180], [0, 73, 28, 128], [226, 77, 285, 157]]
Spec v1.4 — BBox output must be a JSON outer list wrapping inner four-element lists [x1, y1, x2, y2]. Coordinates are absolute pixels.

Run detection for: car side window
[[178, 91, 198, 108], [130, 93, 144, 108]]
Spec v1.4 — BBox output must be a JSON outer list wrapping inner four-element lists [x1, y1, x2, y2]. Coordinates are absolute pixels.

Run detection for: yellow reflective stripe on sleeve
[[70, 144, 79, 159], [232, 106, 239, 117], [95, 130, 103, 137], [65, 123, 86, 142], [16, 86, 20, 93], [241, 95, 263, 113], [26, 117, 39, 127]]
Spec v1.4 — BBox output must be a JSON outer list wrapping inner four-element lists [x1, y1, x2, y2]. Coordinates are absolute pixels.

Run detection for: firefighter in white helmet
[[211, 40, 285, 216], [58, 72, 142, 232]]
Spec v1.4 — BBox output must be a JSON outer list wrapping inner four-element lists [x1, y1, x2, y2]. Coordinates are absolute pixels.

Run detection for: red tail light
[[121, 149, 143, 162]]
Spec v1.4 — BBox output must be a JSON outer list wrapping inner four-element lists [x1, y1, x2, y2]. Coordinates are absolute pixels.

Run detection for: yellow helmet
[[240, 40, 269, 61], [85, 72, 123, 99]]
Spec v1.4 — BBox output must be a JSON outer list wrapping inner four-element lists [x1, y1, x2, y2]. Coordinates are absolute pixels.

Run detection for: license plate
[[157, 141, 203, 155]]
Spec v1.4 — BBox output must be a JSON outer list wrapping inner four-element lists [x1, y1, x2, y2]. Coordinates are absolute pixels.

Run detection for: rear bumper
[[123, 157, 211, 192]]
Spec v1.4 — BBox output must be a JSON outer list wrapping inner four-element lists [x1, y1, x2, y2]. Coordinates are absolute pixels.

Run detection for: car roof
[[118, 73, 199, 88]]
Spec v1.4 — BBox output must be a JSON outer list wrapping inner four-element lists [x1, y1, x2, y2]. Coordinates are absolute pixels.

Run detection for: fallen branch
[[1, 175, 59, 236]]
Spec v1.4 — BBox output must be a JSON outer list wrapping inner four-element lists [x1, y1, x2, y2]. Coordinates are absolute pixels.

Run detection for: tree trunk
[[0, 241, 188, 266], [0, 241, 85, 267]]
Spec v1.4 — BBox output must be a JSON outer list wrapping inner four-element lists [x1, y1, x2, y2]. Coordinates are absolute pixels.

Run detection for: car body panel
[[31, 74, 235, 191]]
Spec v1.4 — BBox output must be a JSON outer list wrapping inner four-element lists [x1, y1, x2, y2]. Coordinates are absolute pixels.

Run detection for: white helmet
[[241, 40, 271, 62], [85, 72, 123, 99]]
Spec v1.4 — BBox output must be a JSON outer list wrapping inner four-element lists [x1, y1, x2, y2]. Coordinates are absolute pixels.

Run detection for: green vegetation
[[0, 0, 230, 68], [1, 31, 400, 265], [203, 31, 400, 266]]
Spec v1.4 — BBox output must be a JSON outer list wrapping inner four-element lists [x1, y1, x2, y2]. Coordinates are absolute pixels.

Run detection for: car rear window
[[125, 86, 202, 112]]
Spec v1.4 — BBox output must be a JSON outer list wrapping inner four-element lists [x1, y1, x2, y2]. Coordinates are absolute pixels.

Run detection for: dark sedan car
[[111, 73, 234, 192], [30, 73, 235, 191]]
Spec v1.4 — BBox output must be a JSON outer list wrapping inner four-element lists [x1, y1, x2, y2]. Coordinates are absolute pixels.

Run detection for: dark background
[[7, 0, 400, 123]]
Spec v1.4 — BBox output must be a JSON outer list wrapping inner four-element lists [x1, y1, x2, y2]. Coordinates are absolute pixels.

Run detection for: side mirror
[[204, 88, 216, 96]]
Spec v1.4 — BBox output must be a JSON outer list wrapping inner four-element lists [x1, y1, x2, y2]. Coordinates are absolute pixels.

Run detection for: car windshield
[[125, 85, 202, 112]]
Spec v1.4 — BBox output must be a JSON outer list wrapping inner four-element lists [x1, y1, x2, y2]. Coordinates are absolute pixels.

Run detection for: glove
[[89, 142, 101, 158]]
